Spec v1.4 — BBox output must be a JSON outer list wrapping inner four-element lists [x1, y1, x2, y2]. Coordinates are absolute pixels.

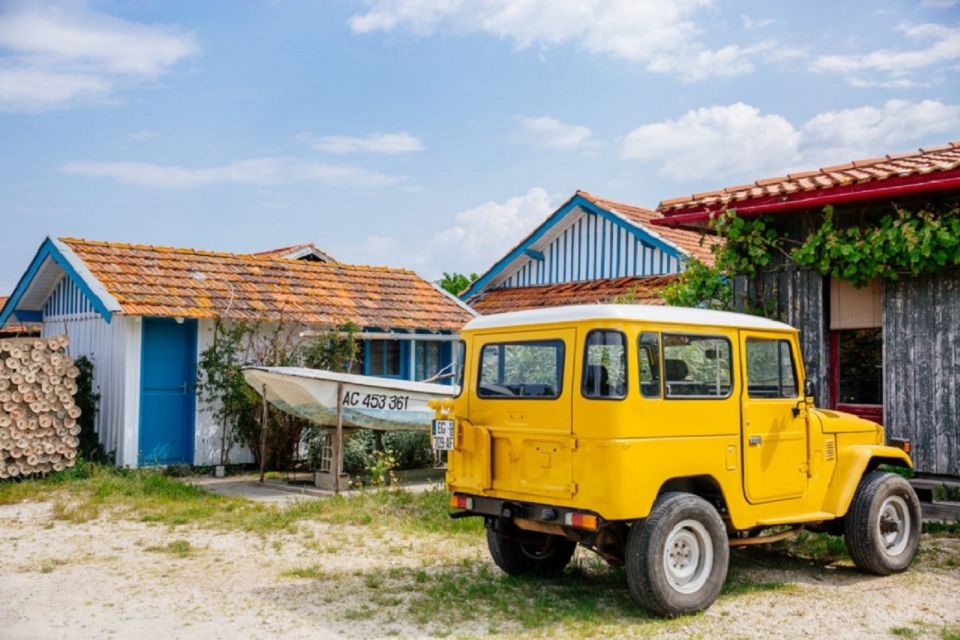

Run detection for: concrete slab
[[187, 473, 445, 504]]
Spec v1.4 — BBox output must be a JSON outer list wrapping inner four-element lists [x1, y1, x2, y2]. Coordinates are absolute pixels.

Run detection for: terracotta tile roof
[[58, 238, 473, 330], [465, 276, 676, 315], [576, 190, 721, 265], [0, 296, 41, 336], [250, 243, 334, 262], [658, 141, 960, 215]]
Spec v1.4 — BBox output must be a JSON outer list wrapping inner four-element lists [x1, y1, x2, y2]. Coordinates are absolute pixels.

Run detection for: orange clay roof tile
[[58, 238, 473, 330], [465, 276, 676, 315], [658, 141, 960, 214]]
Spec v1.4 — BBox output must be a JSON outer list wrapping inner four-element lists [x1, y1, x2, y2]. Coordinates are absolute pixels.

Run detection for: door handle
[[749, 435, 762, 446]]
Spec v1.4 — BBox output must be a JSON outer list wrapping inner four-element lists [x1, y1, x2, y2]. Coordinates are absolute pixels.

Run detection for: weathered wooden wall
[[732, 267, 830, 407], [884, 266, 960, 476]]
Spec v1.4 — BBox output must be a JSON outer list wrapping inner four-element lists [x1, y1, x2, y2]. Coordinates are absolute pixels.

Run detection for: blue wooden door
[[139, 318, 197, 466]]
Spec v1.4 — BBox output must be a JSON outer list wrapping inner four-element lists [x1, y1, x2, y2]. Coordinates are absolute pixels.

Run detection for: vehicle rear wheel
[[625, 492, 729, 617], [844, 471, 921, 575], [486, 526, 576, 577]]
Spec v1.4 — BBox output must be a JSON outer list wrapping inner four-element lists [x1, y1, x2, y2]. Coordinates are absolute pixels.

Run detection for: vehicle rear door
[[470, 329, 576, 500]]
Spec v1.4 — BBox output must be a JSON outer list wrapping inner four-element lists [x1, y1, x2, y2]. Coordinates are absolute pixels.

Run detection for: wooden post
[[258, 384, 268, 484], [335, 382, 344, 495]]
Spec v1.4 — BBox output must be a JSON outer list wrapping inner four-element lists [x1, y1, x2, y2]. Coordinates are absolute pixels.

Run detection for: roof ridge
[[58, 237, 414, 275], [657, 140, 960, 213]]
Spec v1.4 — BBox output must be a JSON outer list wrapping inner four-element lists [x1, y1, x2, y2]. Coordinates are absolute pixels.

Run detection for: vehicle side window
[[662, 334, 732, 399], [745, 338, 798, 398], [638, 332, 661, 398], [478, 340, 564, 399], [582, 330, 627, 399]]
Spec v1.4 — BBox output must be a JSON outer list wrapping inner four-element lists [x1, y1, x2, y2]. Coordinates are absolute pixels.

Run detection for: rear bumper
[[451, 493, 605, 531]]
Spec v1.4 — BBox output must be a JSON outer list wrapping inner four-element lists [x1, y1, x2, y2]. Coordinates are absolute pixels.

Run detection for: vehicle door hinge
[[567, 482, 578, 495], [799, 462, 811, 477]]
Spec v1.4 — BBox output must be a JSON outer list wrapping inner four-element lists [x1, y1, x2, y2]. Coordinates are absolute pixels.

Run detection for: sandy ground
[[1, 499, 958, 640]]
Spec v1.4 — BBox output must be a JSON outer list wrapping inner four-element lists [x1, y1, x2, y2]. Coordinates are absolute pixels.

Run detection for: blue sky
[[1, 0, 959, 292]]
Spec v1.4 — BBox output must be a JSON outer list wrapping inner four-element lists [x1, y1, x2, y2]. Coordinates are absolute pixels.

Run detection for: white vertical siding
[[194, 319, 255, 465], [497, 210, 679, 289], [41, 314, 140, 466]]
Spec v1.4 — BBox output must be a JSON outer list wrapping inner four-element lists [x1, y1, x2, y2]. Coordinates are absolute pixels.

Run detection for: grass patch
[[395, 558, 674, 635], [721, 571, 792, 597], [941, 627, 960, 640], [281, 564, 334, 580], [145, 540, 193, 557], [890, 626, 919, 638], [924, 520, 960, 537], [0, 461, 483, 539], [772, 531, 848, 563]]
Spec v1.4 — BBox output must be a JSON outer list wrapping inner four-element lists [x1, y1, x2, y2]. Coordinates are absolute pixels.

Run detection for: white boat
[[242, 367, 456, 431]]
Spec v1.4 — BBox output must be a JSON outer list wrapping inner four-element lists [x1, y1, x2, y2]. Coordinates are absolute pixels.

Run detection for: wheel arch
[[656, 475, 729, 523], [822, 445, 913, 517]]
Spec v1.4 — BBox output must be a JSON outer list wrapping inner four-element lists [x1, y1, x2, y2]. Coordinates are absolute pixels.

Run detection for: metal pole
[[335, 382, 344, 495], [259, 384, 268, 484]]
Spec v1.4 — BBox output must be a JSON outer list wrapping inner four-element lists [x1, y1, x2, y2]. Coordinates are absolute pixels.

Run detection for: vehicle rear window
[[478, 340, 564, 399], [582, 330, 627, 399], [662, 334, 732, 399], [745, 338, 797, 398]]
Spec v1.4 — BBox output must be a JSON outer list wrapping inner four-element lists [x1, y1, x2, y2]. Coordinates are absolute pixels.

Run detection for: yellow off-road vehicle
[[431, 304, 920, 616]]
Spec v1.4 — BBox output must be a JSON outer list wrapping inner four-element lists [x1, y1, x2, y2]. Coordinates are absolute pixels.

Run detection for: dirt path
[[1, 500, 958, 639]]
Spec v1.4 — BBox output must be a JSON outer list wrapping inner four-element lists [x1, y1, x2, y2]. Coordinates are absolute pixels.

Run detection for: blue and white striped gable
[[462, 191, 688, 299], [0, 237, 120, 328]]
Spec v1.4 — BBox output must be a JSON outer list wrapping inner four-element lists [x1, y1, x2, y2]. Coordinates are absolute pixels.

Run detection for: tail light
[[450, 495, 474, 510], [889, 438, 912, 454], [563, 512, 599, 531]]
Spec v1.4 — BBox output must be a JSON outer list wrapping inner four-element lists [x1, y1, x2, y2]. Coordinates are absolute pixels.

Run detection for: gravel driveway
[[1, 499, 958, 639]]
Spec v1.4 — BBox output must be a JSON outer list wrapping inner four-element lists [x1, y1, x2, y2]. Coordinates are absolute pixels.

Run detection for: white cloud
[[0, 6, 197, 111], [61, 157, 401, 189], [812, 23, 960, 86], [517, 115, 593, 150], [802, 99, 960, 162], [428, 188, 556, 275], [620, 99, 960, 182], [348, 0, 770, 81], [299, 132, 424, 154], [621, 103, 802, 180]]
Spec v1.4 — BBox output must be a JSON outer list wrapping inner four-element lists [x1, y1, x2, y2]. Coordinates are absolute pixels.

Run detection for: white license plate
[[432, 419, 455, 451]]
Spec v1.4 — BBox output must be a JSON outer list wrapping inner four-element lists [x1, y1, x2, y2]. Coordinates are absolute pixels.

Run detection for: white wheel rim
[[878, 495, 911, 557], [663, 519, 713, 594]]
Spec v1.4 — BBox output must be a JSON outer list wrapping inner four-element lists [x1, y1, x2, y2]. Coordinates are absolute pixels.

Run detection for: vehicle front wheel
[[486, 526, 576, 577], [625, 492, 729, 617], [844, 471, 921, 575]]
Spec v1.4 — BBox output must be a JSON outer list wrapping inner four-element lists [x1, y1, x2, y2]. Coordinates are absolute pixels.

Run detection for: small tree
[[437, 272, 478, 296], [197, 319, 259, 467]]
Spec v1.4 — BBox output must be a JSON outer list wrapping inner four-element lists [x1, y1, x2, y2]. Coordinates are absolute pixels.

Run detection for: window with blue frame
[[415, 341, 442, 381], [366, 339, 404, 378]]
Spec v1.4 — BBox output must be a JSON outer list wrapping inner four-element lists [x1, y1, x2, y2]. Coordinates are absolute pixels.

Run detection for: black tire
[[486, 527, 576, 577], [625, 492, 729, 617], [843, 471, 921, 575]]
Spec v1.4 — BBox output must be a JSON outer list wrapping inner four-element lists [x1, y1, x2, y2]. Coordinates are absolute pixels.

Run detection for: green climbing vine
[[661, 201, 960, 312], [792, 204, 960, 286]]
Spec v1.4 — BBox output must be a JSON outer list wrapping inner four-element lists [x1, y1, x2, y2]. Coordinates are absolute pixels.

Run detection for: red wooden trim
[[830, 329, 884, 425], [829, 331, 839, 410], [653, 170, 960, 226]]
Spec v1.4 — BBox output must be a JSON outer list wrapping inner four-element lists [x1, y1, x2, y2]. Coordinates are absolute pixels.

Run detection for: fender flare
[[821, 445, 912, 517]]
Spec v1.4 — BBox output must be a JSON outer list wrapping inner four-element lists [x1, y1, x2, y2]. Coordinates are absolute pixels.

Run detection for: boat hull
[[243, 367, 455, 431]]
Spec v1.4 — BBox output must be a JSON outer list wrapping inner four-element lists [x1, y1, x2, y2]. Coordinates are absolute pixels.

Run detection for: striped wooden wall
[[497, 211, 680, 289], [884, 266, 960, 476], [42, 276, 97, 320]]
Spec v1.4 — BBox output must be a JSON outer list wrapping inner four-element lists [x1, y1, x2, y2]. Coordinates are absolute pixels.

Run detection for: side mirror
[[804, 379, 816, 402]]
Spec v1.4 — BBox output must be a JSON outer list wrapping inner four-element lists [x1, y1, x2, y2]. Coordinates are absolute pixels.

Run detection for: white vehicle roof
[[463, 304, 796, 332]]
